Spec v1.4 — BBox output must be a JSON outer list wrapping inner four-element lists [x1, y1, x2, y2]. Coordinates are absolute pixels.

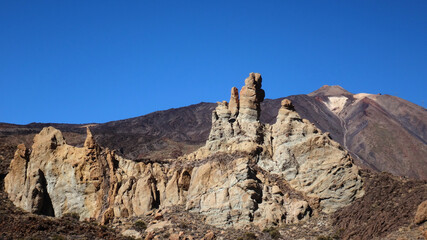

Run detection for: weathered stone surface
[[239, 72, 265, 121], [202, 78, 364, 215], [229, 87, 239, 120], [201, 230, 215, 240], [4, 144, 29, 207], [5, 126, 119, 220], [204, 73, 266, 154], [121, 229, 142, 239], [5, 72, 364, 230], [260, 99, 364, 212], [84, 127, 96, 149], [415, 200, 427, 224]]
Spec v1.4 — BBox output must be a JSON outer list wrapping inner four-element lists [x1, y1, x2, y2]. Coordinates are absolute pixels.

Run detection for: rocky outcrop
[[5, 127, 118, 220], [415, 200, 427, 225], [229, 87, 239, 120], [4, 72, 364, 230], [239, 72, 265, 121], [204, 73, 266, 154], [200, 74, 364, 213], [261, 99, 363, 212]]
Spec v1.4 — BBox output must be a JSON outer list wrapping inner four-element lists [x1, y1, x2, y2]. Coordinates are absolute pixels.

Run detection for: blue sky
[[1, 1, 426, 124]]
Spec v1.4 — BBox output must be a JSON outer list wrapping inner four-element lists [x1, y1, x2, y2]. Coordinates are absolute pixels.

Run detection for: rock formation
[[415, 200, 427, 225], [4, 73, 364, 229], [229, 87, 239, 120], [239, 72, 265, 121]]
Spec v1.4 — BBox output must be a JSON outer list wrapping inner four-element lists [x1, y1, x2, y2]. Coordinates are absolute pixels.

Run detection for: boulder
[[415, 200, 427, 224], [121, 229, 142, 239]]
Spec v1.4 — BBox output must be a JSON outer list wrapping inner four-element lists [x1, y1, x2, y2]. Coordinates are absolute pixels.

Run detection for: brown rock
[[202, 230, 215, 240], [27, 169, 52, 215], [215, 101, 231, 119], [271, 185, 282, 195], [4, 73, 364, 231], [229, 87, 239, 119], [239, 72, 265, 120], [169, 233, 180, 240], [101, 208, 114, 225], [145, 231, 155, 240], [168, 231, 185, 240], [281, 99, 295, 111], [122, 229, 142, 239], [84, 127, 96, 149], [4, 144, 29, 205], [154, 210, 163, 220], [415, 200, 427, 224]]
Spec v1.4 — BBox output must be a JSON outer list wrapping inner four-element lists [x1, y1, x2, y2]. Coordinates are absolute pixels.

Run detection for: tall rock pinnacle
[[84, 127, 96, 149], [239, 72, 265, 121], [228, 87, 239, 120]]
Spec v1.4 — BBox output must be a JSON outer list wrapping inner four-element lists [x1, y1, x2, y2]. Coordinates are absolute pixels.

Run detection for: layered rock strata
[[5, 73, 364, 229]]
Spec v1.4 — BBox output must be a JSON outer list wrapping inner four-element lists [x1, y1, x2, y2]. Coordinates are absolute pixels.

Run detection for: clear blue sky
[[1, 1, 426, 124]]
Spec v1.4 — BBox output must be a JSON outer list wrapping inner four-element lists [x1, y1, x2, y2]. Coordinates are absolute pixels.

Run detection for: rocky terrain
[[0, 73, 426, 239]]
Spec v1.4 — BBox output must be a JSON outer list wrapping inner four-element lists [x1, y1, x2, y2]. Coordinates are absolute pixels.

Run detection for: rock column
[[238, 72, 265, 121], [229, 87, 239, 120]]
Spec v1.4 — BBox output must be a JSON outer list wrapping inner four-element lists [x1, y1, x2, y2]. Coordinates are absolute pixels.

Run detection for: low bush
[[263, 227, 281, 239], [133, 220, 147, 232]]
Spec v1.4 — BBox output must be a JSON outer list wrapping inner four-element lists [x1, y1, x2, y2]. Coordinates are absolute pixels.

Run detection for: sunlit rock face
[[5, 73, 364, 229]]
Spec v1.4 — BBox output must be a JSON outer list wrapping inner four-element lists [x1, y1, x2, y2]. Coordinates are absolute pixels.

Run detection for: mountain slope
[[307, 86, 427, 179]]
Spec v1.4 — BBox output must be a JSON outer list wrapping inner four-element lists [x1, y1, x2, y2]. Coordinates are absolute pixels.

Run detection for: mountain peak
[[308, 85, 353, 97]]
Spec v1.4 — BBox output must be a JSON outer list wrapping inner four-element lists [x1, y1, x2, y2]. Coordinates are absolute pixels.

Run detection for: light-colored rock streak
[[324, 96, 348, 115]]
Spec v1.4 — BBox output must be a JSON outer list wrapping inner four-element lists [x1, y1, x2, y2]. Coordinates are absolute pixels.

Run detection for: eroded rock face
[[240, 72, 265, 121], [5, 72, 364, 229], [415, 200, 427, 225], [5, 127, 119, 220], [198, 74, 364, 214], [262, 99, 363, 212], [229, 87, 239, 120], [205, 73, 266, 154]]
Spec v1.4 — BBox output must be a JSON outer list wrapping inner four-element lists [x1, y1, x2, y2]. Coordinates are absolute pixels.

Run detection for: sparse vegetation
[[133, 220, 147, 232], [263, 227, 281, 239], [179, 222, 189, 229], [317, 234, 342, 240], [317, 229, 343, 240], [317, 236, 334, 240], [62, 212, 80, 220], [236, 232, 257, 240], [52, 235, 66, 240]]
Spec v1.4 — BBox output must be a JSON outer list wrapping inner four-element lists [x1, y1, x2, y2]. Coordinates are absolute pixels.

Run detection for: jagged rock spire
[[228, 87, 239, 120], [84, 127, 96, 149], [239, 72, 265, 121], [281, 99, 295, 111]]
